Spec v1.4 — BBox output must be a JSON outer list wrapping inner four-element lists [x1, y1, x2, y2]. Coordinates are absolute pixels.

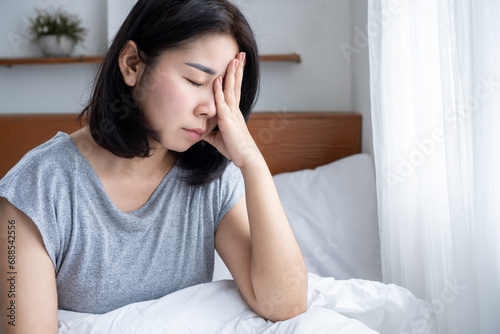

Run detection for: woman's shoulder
[[1, 132, 81, 185]]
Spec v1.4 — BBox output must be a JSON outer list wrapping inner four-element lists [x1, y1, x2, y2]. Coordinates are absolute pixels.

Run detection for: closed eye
[[186, 78, 203, 88]]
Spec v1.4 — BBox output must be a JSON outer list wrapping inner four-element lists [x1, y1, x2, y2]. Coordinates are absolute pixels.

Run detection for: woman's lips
[[183, 128, 204, 141]]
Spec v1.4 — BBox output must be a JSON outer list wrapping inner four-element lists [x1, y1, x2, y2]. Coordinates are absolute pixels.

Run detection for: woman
[[0, 0, 307, 332]]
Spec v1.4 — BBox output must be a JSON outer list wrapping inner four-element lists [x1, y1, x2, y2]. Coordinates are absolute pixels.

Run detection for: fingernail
[[233, 59, 239, 69], [218, 76, 223, 85], [241, 52, 246, 65]]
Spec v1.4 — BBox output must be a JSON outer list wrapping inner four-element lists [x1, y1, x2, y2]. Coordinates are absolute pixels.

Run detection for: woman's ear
[[118, 40, 144, 87]]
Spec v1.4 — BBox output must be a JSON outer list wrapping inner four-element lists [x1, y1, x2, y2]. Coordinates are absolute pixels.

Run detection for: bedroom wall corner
[[349, 0, 373, 156]]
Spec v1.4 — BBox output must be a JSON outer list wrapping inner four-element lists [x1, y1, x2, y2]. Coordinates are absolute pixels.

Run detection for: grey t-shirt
[[0, 132, 244, 314]]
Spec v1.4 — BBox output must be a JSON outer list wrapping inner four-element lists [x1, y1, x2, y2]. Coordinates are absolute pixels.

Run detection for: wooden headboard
[[0, 112, 361, 178]]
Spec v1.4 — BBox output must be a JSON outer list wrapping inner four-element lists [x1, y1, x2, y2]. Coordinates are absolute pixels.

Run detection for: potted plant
[[29, 8, 87, 57]]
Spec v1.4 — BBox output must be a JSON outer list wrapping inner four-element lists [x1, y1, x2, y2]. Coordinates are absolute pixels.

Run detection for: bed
[[0, 112, 437, 333]]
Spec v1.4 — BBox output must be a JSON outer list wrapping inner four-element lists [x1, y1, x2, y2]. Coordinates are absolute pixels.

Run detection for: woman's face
[[133, 34, 239, 153]]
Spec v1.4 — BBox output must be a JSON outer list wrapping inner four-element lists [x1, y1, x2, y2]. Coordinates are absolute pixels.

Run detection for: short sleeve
[[215, 162, 245, 228], [0, 137, 69, 270]]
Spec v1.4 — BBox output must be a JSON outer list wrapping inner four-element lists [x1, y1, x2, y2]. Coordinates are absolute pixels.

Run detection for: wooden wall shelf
[[0, 56, 104, 66], [0, 53, 301, 67], [259, 54, 301, 62]]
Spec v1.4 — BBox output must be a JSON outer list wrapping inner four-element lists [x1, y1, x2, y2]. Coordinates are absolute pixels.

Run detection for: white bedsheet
[[58, 273, 437, 334]]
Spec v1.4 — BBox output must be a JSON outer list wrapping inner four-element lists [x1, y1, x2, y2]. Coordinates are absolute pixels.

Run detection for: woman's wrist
[[237, 148, 268, 175]]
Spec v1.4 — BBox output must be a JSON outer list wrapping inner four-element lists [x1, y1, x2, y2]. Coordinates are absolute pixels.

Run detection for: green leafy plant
[[29, 8, 87, 44]]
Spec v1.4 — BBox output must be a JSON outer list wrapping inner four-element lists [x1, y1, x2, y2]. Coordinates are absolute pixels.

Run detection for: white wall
[[0, 0, 107, 114], [235, 0, 352, 112], [0, 0, 372, 152]]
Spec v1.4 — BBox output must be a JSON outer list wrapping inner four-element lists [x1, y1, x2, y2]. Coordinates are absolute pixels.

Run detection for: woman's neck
[[70, 126, 175, 181]]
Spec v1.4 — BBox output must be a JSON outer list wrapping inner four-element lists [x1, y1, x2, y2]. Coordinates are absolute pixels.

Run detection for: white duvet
[[58, 273, 436, 334]]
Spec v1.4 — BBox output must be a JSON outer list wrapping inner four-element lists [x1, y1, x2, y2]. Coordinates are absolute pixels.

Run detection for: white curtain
[[368, 0, 500, 333]]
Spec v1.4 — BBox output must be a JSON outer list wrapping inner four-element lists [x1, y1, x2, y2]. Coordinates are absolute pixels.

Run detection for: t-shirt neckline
[[58, 131, 179, 216]]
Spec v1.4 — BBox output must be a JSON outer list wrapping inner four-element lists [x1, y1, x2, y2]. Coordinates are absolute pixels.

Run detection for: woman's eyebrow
[[184, 62, 216, 76]]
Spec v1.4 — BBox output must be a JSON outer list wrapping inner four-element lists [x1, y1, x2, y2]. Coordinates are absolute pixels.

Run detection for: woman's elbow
[[272, 300, 308, 322], [256, 292, 308, 322]]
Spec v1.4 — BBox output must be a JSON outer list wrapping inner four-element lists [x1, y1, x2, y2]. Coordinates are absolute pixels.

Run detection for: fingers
[[222, 52, 246, 110], [214, 75, 229, 116], [222, 59, 238, 108], [234, 52, 245, 106]]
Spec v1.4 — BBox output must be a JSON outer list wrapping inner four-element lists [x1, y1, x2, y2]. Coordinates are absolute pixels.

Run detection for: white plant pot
[[37, 35, 76, 57]]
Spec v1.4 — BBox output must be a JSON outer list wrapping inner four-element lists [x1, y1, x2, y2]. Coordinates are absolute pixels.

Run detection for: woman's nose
[[194, 92, 217, 118]]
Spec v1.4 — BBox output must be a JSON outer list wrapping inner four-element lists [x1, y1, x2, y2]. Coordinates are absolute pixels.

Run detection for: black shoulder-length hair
[[79, 0, 259, 185]]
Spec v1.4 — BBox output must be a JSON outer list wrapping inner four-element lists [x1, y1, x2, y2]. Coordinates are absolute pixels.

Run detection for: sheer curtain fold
[[368, 0, 500, 333]]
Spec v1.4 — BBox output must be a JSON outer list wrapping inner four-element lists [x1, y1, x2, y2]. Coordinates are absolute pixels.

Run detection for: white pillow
[[213, 153, 382, 281]]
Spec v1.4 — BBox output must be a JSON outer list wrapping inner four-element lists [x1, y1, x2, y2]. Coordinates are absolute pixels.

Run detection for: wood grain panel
[[248, 112, 361, 175], [0, 114, 82, 178], [0, 112, 361, 178]]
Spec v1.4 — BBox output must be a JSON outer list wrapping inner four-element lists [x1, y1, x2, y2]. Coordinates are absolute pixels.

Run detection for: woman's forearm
[[240, 155, 308, 321]]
